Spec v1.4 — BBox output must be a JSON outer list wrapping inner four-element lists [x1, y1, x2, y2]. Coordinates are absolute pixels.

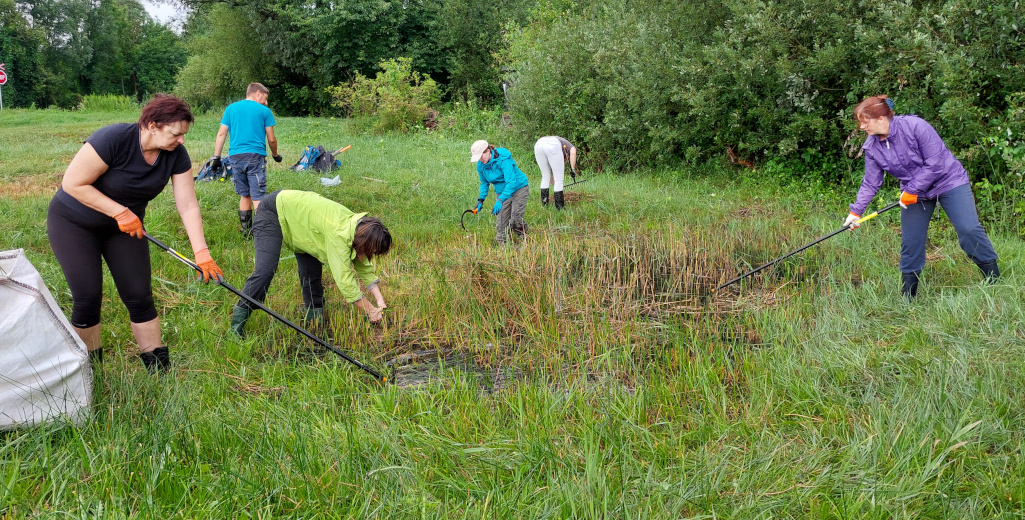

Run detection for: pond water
[[384, 348, 519, 391]]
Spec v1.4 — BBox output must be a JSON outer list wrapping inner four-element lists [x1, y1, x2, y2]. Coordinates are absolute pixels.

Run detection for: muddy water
[[384, 348, 519, 390]]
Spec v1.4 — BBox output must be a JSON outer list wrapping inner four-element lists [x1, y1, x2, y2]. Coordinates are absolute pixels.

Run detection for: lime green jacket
[[276, 190, 378, 303]]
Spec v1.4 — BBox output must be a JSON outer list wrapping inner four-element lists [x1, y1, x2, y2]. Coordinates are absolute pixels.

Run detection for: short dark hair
[[353, 217, 392, 261], [138, 94, 194, 129], [247, 82, 269, 97]]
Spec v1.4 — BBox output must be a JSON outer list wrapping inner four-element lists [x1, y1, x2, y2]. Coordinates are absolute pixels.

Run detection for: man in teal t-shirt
[[212, 82, 281, 237]]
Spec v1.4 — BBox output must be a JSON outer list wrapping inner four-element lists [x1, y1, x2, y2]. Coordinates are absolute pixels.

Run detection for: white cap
[[470, 140, 489, 162]]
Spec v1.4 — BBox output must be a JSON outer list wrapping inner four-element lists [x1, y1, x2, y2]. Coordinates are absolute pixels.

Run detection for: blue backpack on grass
[[194, 156, 231, 182], [291, 145, 341, 173]]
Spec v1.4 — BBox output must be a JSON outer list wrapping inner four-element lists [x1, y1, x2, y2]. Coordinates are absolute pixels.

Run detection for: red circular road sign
[[0, 71, 7, 85]]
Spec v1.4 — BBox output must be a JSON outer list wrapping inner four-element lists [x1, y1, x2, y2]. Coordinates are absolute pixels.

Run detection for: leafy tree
[[506, 0, 725, 168], [175, 0, 533, 113], [0, 0, 48, 107], [435, 0, 534, 103], [174, 3, 277, 111], [132, 20, 187, 99], [3, 0, 184, 107], [257, 0, 447, 114], [82, 0, 150, 97], [21, 0, 93, 107]]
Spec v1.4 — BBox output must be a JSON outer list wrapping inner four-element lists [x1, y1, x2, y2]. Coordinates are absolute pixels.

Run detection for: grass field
[[1, 108, 1024, 518]]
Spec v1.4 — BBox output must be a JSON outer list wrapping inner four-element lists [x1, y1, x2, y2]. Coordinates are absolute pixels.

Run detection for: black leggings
[[47, 194, 157, 328], [238, 191, 325, 311]]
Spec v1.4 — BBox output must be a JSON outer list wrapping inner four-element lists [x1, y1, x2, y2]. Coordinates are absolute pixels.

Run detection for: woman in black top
[[47, 94, 223, 373]]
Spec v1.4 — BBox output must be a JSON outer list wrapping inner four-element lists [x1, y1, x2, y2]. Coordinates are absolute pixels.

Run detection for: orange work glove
[[194, 247, 224, 284], [899, 191, 918, 209], [113, 208, 144, 238]]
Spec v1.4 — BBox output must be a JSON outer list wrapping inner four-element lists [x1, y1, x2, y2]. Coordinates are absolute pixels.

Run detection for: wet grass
[[2, 108, 1025, 517]]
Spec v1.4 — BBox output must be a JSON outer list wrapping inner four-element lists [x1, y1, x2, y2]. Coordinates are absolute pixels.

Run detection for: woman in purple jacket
[[844, 95, 999, 299]]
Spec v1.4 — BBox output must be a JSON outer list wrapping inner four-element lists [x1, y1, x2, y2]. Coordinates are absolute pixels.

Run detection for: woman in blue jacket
[[470, 140, 529, 244]]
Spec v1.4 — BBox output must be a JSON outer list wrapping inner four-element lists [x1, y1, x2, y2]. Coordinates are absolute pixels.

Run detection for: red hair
[[138, 94, 194, 129], [854, 95, 894, 122]]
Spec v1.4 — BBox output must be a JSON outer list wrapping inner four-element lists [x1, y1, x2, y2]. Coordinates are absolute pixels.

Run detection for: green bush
[[432, 99, 511, 138], [972, 92, 1025, 229], [505, 0, 1025, 231], [326, 57, 441, 134], [78, 94, 139, 112], [505, 0, 724, 170]]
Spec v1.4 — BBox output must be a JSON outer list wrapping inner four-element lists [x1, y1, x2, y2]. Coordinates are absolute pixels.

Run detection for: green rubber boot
[[230, 305, 252, 336], [304, 307, 325, 333]]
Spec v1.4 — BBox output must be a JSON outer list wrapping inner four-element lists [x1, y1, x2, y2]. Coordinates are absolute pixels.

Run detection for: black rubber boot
[[540, 188, 549, 206], [978, 261, 1000, 284], [239, 210, 253, 238], [139, 346, 170, 374], [230, 305, 252, 336], [901, 271, 920, 301], [554, 191, 565, 210]]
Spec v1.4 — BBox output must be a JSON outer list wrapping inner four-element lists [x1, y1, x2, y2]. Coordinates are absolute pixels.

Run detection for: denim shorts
[[227, 153, 268, 201]]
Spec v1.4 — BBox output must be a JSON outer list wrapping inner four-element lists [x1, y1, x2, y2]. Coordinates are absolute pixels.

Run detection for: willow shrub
[[506, 0, 1025, 229], [326, 57, 441, 134]]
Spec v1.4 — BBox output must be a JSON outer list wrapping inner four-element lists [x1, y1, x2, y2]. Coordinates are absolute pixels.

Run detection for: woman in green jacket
[[229, 190, 392, 335]]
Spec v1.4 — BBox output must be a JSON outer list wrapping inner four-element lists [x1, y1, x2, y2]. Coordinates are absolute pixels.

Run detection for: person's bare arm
[[265, 127, 279, 157], [214, 125, 229, 156], [61, 143, 124, 217], [170, 169, 209, 254]]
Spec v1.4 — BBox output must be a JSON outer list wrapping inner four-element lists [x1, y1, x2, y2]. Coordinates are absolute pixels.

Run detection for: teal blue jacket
[[477, 148, 529, 203]]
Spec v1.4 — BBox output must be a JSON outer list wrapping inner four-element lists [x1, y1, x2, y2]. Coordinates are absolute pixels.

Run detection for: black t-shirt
[[86, 123, 193, 208]]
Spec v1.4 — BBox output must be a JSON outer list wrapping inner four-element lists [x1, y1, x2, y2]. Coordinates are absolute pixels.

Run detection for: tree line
[[3, 0, 1024, 219], [505, 0, 1025, 184], [0, 0, 533, 112], [0, 0, 185, 108]]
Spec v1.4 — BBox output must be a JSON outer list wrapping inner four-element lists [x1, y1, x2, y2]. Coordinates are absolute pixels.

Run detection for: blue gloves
[[475, 198, 484, 212], [492, 199, 503, 215]]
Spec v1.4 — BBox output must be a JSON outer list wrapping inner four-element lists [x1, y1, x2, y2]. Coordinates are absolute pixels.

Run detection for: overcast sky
[[140, 0, 188, 33]]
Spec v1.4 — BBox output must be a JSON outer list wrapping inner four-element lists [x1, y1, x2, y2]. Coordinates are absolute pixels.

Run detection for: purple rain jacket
[[849, 115, 969, 216]]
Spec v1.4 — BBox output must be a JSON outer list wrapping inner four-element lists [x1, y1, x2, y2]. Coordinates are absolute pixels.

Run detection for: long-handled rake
[[712, 202, 899, 293], [563, 169, 588, 189], [145, 233, 388, 383]]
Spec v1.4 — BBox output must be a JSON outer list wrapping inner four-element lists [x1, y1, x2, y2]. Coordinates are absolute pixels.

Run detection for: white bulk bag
[[0, 249, 92, 430]]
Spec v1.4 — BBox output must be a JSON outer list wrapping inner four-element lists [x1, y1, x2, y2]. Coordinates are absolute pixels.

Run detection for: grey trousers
[[239, 190, 325, 310], [496, 186, 529, 244], [900, 183, 998, 273]]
